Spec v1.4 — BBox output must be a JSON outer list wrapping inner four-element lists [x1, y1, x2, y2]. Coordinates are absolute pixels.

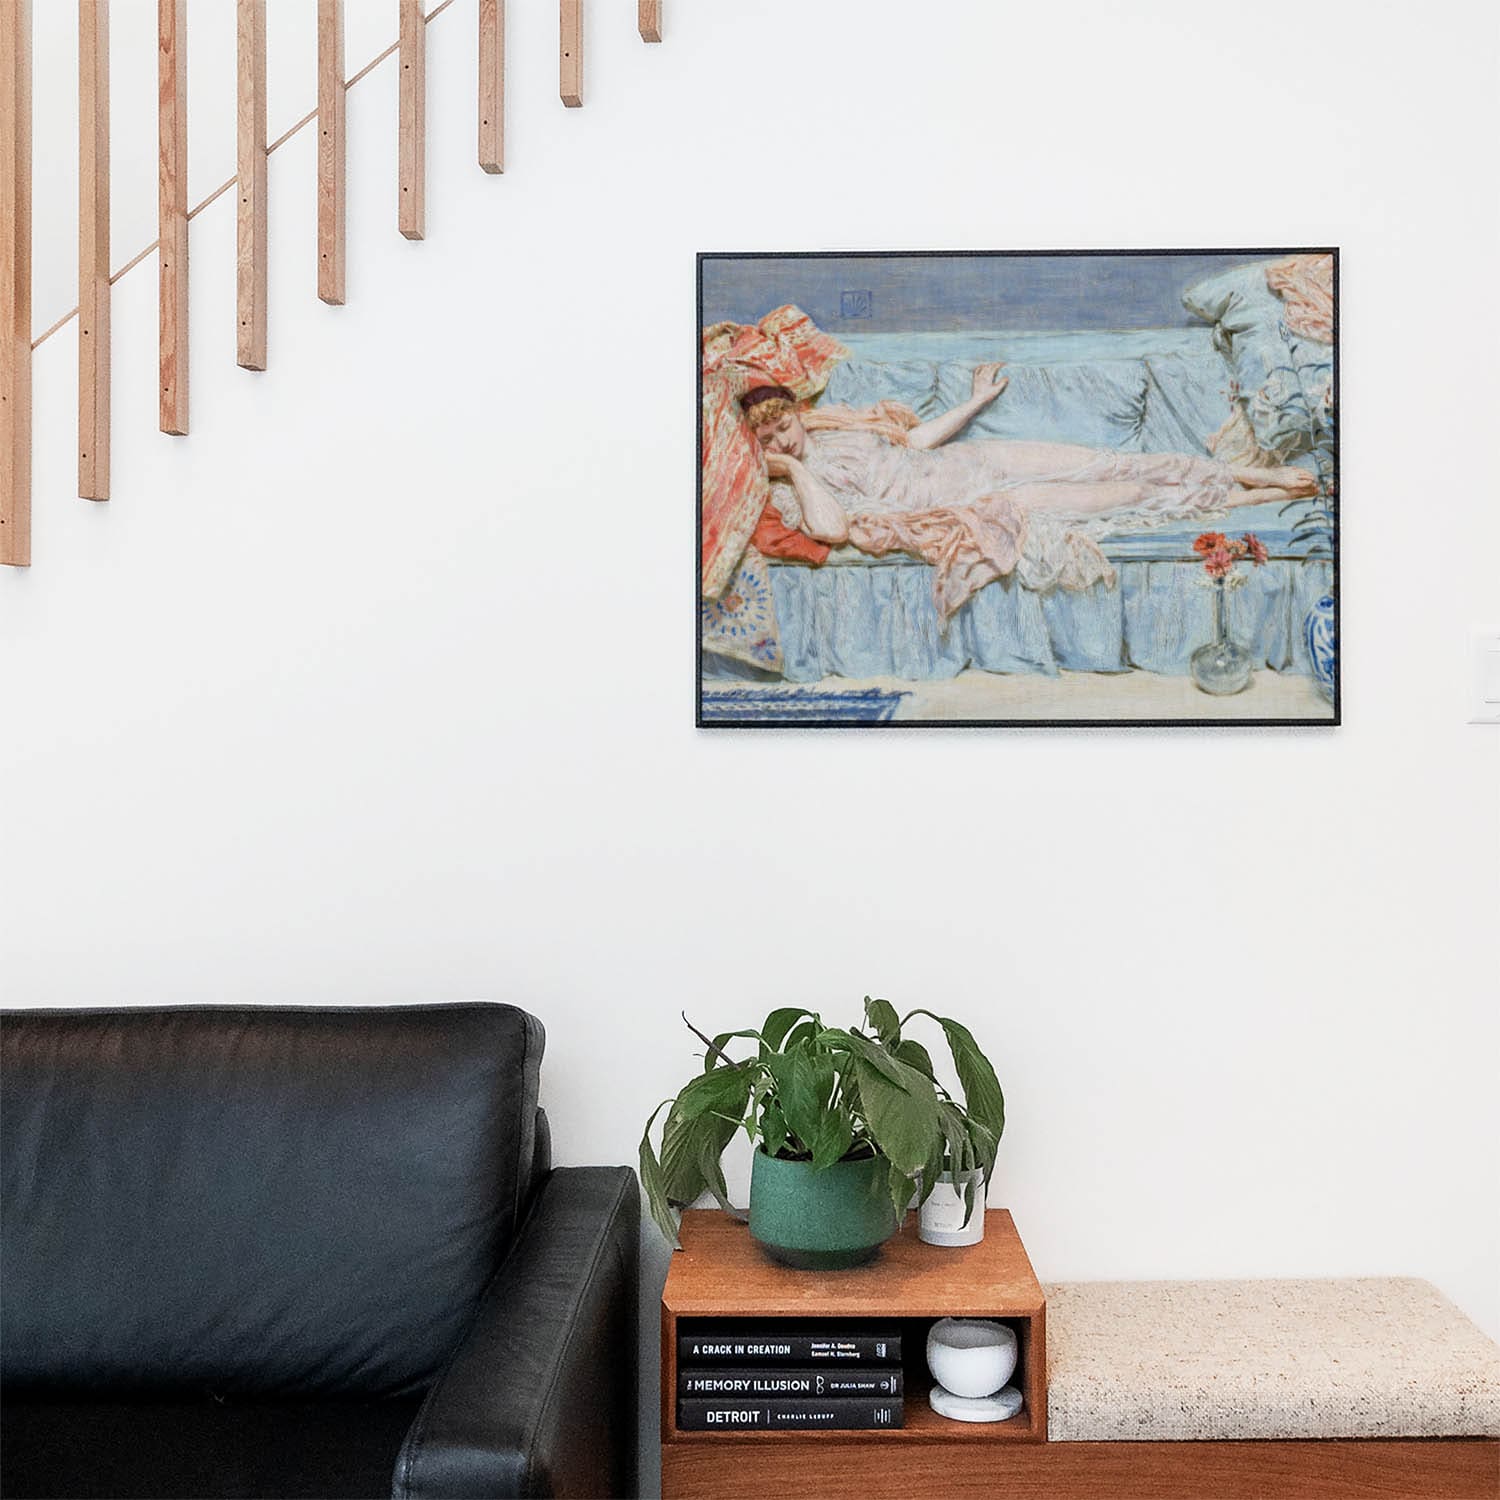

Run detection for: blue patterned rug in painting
[[701, 686, 910, 724]]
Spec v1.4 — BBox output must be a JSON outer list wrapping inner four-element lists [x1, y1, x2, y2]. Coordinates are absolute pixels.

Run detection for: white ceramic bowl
[[925, 1317, 1018, 1399]]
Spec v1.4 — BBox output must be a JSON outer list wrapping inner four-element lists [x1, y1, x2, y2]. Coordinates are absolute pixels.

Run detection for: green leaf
[[905, 1009, 1005, 1146], [661, 1072, 744, 1205], [675, 1112, 739, 1201], [966, 1116, 1000, 1183], [682, 1011, 747, 1071], [809, 1106, 854, 1173], [782, 1019, 819, 1053], [887, 1158, 915, 1227], [840, 1069, 866, 1148], [936, 1101, 971, 1175], [864, 997, 901, 1045], [851, 1054, 939, 1175], [696, 1127, 737, 1216], [893, 1038, 936, 1080], [937, 1101, 986, 1228], [962, 1167, 980, 1228], [913, 1133, 945, 1214], [674, 1061, 755, 1123], [659, 1108, 706, 1203], [700, 1030, 761, 1073], [759, 1098, 790, 1159], [760, 1007, 815, 1054], [639, 1100, 681, 1248], [764, 1044, 833, 1155], [745, 1073, 772, 1138], [835, 1028, 921, 1091]]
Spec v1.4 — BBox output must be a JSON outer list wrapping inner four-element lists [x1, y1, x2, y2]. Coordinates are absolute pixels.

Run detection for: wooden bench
[[1035, 1276, 1500, 1499], [659, 1213, 1500, 1499]]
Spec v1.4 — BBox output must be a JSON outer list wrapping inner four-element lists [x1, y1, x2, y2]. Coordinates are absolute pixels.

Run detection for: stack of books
[[676, 1325, 904, 1431]]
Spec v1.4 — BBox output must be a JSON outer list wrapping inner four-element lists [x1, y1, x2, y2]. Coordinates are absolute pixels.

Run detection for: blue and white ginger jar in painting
[[1304, 594, 1336, 702]]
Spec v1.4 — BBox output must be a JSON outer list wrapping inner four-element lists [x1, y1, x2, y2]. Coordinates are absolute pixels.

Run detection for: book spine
[[677, 1334, 901, 1365], [677, 1397, 904, 1431], [678, 1367, 904, 1398]]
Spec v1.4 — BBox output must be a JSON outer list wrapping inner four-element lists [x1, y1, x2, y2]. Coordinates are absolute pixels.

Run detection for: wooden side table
[[661, 1209, 1046, 1500]]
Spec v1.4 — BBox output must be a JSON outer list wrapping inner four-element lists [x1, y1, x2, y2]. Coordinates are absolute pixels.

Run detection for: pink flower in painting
[[1202, 546, 1236, 580], [1226, 537, 1248, 559], [1193, 532, 1228, 557], [1243, 533, 1268, 566]]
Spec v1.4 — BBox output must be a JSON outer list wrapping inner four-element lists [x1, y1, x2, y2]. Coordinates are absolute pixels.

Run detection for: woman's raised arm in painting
[[765, 452, 849, 545], [906, 363, 1010, 450]]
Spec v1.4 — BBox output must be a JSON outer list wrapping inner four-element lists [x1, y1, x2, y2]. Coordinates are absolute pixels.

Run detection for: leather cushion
[[0, 1395, 421, 1500], [1, 1004, 542, 1398]]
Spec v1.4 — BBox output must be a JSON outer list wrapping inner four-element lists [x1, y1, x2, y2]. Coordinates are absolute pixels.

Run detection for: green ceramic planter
[[748, 1149, 899, 1270]]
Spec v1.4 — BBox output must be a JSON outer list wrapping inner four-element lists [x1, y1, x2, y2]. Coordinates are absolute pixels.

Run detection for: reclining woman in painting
[[744, 365, 1315, 550]]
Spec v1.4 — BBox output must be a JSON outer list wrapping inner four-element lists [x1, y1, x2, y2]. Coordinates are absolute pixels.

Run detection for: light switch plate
[[1471, 628, 1500, 724]]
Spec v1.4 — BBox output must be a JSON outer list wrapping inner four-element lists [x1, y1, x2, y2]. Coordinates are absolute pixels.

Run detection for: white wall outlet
[[1471, 628, 1500, 725]]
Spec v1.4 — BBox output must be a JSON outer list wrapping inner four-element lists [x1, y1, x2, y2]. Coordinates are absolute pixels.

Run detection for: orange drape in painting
[[700, 306, 846, 598]]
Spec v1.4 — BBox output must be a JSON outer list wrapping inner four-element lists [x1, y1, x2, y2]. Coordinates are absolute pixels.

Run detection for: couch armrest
[[394, 1166, 639, 1500]]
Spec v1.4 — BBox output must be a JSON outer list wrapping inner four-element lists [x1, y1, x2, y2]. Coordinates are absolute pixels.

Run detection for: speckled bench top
[[1041, 1278, 1500, 1441]]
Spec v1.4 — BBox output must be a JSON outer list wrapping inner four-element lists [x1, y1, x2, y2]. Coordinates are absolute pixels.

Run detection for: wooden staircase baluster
[[158, 0, 188, 435], [317, 0, 345, 304], [79, 1, 110, 499], [15, 0, 666, 559], [398, 0, 425, 239], [236, 0, 267, 370], [560, 0, 582, 108], [0, 0, 30, 564], [478, 0, 503, 174]]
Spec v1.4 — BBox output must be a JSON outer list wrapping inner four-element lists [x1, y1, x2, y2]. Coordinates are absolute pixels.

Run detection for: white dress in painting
[[793, 431, 1237, 527]]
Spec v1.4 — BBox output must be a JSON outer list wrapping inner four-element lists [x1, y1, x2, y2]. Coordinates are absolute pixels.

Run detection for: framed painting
[[697, 250, 1338, 728]]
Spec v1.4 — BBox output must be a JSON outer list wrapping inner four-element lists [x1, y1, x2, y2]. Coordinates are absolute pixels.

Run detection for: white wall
[[5, 0, 1498, 1477]]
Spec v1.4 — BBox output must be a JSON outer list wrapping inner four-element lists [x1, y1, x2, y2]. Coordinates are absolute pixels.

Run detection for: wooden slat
[[398, 0, 425, 239], [638, 0, 661, 43], [560, 0, 581, 107], [317, 0, 345, 304], [663, 1439, 1500, 1500], [158, 0, 188, 435], [478, 0, 503, 173], [236, 0, 267, 370], [78, 1, 109, 500], [0, 0, 29, 564]]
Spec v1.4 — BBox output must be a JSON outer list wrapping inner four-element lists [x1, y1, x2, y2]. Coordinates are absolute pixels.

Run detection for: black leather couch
[[0, 1004, 640, 1500]]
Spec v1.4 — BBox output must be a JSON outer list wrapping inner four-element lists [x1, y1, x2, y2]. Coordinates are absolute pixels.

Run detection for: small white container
[[917, 1169, 986, 1246], [926, 1317, 1018, 1400]]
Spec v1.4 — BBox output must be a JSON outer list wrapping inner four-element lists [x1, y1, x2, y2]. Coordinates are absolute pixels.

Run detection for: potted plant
[[639, 998, 1005, 1268]]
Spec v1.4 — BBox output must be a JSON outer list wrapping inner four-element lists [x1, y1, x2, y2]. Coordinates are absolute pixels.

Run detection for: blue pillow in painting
[[1181, 260, 1333, 462]]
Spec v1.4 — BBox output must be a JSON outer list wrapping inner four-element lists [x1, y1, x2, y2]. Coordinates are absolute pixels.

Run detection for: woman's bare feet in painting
[[1268, 465, 1317, 497], [1231, 485, 1310, 507], [1231, 463, 1317, 498]]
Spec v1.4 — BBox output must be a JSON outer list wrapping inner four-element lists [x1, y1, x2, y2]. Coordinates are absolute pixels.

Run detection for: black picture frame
[[697, 248, 1340, 730]]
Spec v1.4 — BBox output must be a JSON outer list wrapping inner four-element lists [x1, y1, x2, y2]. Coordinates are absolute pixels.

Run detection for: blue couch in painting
[[704, 267, 1335, 685]]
